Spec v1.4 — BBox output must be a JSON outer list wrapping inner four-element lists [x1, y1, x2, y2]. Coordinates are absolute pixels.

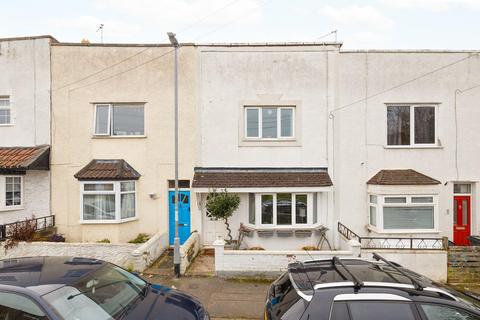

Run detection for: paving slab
[[147, 275, 270, 319]]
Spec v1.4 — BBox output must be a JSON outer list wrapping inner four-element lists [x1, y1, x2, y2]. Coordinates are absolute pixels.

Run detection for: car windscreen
[[42, 264, 147, 320]]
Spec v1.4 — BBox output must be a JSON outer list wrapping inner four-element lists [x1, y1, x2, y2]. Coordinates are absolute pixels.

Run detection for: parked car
[[0, 256, 209, 320], [265, 253, 480, 320]]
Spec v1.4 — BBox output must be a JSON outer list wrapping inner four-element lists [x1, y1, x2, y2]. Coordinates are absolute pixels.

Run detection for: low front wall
[[361, 249, 448, 282], [448, 246, 480, 285], [213, 239, 360, 278], [0, 232, 168, 272], [180, 231, 201, 274]]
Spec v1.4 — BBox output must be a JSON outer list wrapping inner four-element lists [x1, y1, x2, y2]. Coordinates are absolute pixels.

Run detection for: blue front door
[[169, 190, 191, 245]]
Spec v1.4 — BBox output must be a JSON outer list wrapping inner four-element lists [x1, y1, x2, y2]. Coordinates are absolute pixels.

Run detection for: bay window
[[0, 96, 11, 125], [245, 106, 294, 139], [387, 105, 436, 146], [368, 194, 436, 232], [94, 104, 145, 136], [251, 193, 314, 227], [81, 181, 136, 223]]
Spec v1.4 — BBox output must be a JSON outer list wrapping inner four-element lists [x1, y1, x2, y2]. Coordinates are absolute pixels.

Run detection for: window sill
[[80, 217, 138, 225], [367, 225, 440, 234], [239, 138, 301, 147], [247, 224, 322, 230], [92, 135, 147, 139], [0, 124, 14, 127], [383, 145, 443, 150], [0, 206, 24, 212]]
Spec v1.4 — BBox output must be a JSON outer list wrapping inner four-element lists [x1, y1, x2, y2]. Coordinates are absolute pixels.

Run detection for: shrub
[[206, 189, 240, 242], [49, 234, 66, 242], [249, 246, 265, 251], [128, 233, 150, 244], [301, 246, 318, 251], [4, 216, 38, 251], [97, 238, 111, 243]]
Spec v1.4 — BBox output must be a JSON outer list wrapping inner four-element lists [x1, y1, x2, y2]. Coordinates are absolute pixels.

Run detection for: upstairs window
[[387, 105, 436, 146], [0, 96, 11, 125], [94, 104, 145, 136], [245, 106, 294, 139]]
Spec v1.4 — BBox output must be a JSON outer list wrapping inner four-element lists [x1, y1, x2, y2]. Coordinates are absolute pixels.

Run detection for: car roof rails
[[332, 256, 364, 290], [372, 253, 425, 291]]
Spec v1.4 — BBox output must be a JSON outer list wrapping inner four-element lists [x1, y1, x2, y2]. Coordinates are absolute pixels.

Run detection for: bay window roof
[[367, 169, 440, 185], [192, 167, 332, 188], [74, 159, 141, 181]]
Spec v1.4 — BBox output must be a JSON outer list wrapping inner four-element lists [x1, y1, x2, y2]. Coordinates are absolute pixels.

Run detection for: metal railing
[[0, 215, 55, 241], [337, 222, 447, 250]]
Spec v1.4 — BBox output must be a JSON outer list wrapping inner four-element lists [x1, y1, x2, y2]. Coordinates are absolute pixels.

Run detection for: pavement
[[144, 251, 271, 319]]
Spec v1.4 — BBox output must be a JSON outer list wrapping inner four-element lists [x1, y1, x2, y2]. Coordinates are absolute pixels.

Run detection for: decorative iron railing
[[0, 215, 55, 241], [337, 222, 447, 250]]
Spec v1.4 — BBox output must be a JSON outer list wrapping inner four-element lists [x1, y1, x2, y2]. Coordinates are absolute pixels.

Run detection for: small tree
[[206, 189, 240, 242]]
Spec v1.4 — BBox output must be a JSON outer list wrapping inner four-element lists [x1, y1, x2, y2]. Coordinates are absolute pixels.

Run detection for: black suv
[[265, 253, 480, 320]]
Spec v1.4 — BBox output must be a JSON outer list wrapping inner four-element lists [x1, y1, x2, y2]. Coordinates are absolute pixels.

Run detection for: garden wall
[[0, 232, 168, 272], [448, 246, 480, 285], [213, 239, 360, 278], [180, 231, 201, 274]]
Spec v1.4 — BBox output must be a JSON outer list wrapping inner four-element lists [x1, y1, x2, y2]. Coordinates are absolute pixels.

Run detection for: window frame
[[248, 193, 315, 228], [368, 193, 438, 233], [1, 175, 23, 211], [386, 104, 438, 147], [80, 180, 137, 224], [244, 106, 295, 140], [0, 96, 12, 126], [93, 103, 146, 137]]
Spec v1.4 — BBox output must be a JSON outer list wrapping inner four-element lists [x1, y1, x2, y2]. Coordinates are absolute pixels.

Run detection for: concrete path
[[146, 275, 270, 319]]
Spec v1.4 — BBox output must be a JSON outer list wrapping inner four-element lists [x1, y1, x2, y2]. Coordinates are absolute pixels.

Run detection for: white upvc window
[[1, 176, 23, 210], [387, 104, 437, 147], [368, 193, 438, 233], [94, 104, 145, 137], [244, 106, 295, 139], [80, 181, 137, 223], [247, 193, 315, 228], [0, 96, 11, 125]]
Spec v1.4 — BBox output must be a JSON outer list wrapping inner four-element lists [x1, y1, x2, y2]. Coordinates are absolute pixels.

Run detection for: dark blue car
[[0, 256, 209, 320]]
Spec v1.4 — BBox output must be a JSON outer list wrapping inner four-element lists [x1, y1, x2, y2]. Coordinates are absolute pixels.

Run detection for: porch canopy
[[74, 159, 141, 180], [0, 145, 50, 174], [192, 167, 333, 192]]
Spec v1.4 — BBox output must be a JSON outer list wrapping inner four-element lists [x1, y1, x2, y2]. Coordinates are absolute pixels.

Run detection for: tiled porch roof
[[192, 168, 333, 188], [74, 159, 141, 180], [367, 169, 441, 185], [0, 146, 50, 170]]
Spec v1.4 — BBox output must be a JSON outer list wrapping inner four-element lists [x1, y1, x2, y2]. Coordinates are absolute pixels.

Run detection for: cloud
[[379, 0, 480, 11], [318, 5, 393, 30]]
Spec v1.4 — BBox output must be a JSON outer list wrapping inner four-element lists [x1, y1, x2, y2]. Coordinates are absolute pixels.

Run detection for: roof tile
[[74, 160, 141, 180], [0, 146, 50, 169], [367, 169, 440, 185]]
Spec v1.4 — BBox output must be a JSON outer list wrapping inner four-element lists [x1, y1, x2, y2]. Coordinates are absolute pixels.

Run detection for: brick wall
[[448, 246, 480, 285]]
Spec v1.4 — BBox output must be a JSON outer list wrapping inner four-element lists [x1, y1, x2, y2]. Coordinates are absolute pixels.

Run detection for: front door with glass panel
[[454, 195, 471, 245], [169, 191, 191, 245]]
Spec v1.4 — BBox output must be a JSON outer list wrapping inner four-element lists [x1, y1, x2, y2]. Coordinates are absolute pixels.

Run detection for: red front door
[[454, 196, 471, 245]]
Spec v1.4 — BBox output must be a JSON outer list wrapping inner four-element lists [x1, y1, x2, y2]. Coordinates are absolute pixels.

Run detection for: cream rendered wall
[[51, 44, 197, 243], [335, 51, 480, 241]]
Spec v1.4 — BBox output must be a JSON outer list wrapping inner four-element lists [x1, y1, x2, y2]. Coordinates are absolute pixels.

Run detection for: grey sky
[[2, 0, 480, 49]]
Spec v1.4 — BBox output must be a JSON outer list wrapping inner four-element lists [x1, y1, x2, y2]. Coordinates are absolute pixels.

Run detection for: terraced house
[[50, 41, 198, 243], [0, 36, 54, 232]]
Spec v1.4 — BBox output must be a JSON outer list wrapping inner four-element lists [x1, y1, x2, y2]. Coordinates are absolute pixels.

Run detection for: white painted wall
[[197, 45, 338, 168], [0, 37, 52, 146], [334, 51, 480, 241], [0, 171, 50, 224]]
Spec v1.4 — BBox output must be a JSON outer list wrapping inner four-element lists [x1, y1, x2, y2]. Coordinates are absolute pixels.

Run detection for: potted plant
[[206, 189, 240, 245]]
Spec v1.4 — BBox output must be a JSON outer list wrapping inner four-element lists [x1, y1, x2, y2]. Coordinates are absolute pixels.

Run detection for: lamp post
[[168, 32, 180, 277]]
